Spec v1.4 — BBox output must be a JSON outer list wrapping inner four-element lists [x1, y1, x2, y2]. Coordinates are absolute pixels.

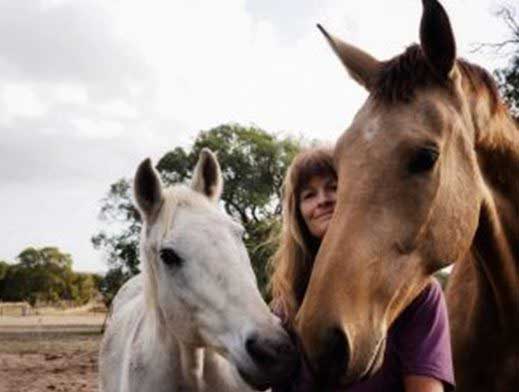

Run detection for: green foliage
[[187, 125, 301, 222], [0, 247, 100, 306], [93, 124, 301, 302], [14, 247, 73, 305], [496, 55, 519, 119], [244, 217, 282, 299], [434, 270, 450, 290], [91, 179, 141, 276], [98, 267, 131, 306], [0, 261, 9, 280], [71, 273, 97, 305]]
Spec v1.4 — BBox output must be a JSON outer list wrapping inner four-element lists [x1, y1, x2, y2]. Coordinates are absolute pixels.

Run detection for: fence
[[0, 302, 33, 316]]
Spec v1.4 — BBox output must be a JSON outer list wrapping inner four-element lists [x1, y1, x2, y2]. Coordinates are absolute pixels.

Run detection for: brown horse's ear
[[191, 148, 223, 203], [134, 158, 164, 222], [317, 24, 381, 91], [420, 0, 456, 80]]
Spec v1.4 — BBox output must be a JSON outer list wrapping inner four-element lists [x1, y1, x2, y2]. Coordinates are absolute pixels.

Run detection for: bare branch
[[470, 39, 519, 55], [497, 6, 519, 37], [471, 4, 519, 55]]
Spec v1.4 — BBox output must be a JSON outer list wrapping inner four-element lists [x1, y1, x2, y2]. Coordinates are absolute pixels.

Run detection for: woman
[[269, 147, 455, 392]]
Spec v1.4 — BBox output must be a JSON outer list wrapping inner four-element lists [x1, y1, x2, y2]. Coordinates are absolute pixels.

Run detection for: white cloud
[[2, 83, 48, 119], [52, 84, 89, 106], [72, 117, 125, 139]]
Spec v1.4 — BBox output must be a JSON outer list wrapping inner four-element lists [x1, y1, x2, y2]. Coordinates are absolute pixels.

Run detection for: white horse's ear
[[191, 148, 223, 203], [420, 0, 456, 80], [134, 158, 164, 221], [317, 24, 382, 91]]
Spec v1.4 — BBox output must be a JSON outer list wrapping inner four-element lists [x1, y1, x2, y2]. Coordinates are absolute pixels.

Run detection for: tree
[[0, 247, 99, 306], [91, 179, 141, 276], [0, 261, 8, 281], [71, 273, 97, 305], [0, 261, 11, 300], [492, 6, 519, 118], [98, 267, 130, 306], [15, 247, 74, 305], [93, 124, 301, 301], [496, 57, 519, 119]]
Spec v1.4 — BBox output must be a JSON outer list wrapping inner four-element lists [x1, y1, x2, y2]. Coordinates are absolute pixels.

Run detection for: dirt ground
[[0, 315, 104, 392]]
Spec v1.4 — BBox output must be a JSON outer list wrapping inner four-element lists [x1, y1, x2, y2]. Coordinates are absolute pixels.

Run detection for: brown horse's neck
[[477, 111, 519, 201], [473, 110, 519, 328]]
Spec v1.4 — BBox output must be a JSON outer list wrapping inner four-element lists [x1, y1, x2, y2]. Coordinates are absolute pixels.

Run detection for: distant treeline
[[0, 246, 102, 307]]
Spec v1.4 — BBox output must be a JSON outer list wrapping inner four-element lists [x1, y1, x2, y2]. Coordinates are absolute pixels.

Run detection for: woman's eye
[[327, 182, 338, 192], [408, 147, 439, 174], [160, 248, 183, 267], [302, 193, 312, 200]]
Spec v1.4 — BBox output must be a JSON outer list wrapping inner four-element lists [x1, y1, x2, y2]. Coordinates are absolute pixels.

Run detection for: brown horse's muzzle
[[312, 327, 350, 388], [297, 319, 387, 387]]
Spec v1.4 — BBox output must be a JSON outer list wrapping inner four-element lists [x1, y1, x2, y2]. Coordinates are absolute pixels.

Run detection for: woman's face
[[299, 174, 337, 239]]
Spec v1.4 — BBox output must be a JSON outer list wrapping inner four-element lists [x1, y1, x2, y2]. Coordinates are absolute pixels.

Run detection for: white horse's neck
[[139, 263, 231, 391], [140, 314, 242, 392], [179, 344, 205, 390], [134, 305, 203, 391]]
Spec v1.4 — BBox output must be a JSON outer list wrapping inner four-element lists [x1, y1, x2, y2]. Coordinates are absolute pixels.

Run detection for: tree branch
[[471, 5, 519, 54], [226, 199, 250, 225]]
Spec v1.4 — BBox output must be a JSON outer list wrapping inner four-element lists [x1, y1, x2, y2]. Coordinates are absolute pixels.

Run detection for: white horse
[[99, 149, 297, 392]]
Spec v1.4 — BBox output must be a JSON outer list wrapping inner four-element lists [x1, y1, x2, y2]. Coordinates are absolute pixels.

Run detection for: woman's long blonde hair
[[269, 147, 336, 326]]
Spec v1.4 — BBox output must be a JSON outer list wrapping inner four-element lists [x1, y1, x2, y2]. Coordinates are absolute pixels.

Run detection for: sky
[[0, 0, 515, 273]]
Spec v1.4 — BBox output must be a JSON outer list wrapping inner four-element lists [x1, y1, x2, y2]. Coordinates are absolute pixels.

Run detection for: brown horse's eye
[[160, 248, 183, 267], [408, 148, 439, 174]]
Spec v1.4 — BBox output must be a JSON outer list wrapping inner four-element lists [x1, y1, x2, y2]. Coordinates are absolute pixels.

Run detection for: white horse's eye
[[160, 248, 184, 267]]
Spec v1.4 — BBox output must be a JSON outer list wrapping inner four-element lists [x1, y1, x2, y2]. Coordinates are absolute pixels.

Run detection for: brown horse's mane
[[373, 44, 504, 115]]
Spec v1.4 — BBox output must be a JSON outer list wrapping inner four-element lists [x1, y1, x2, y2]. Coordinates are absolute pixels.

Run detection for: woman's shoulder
[[389, 278, 455, 390], [390, 277, 448, 336], [404, 278, 445, 315]]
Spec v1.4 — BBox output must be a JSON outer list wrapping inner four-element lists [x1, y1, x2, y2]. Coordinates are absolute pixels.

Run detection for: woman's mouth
[[315, 210, 334, 220]]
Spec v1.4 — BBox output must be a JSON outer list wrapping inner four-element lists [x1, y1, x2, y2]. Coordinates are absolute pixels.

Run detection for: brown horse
[[294, 0, 519, 391]]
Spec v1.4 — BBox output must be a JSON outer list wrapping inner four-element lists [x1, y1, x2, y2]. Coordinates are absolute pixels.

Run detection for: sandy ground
[[0, 314, 105, 392], [0, 315, 105, 333]]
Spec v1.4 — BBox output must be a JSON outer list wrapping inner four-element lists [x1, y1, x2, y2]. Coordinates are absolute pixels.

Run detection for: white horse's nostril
[[246, 334, 276, 363], [245, 331, 298, 375]]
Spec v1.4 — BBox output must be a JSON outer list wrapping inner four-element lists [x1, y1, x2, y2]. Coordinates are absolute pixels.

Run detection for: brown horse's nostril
[[316, 328, 350, 387]]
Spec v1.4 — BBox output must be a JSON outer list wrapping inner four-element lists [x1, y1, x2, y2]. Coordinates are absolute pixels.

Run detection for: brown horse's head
[[295, 0, 509, 386]]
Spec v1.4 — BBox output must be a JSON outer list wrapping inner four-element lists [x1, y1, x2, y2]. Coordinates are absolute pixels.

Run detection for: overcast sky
[[0, 0, 514, 273]]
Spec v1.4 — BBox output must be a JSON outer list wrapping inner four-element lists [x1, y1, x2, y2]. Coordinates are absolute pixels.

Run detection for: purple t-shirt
[[273, 279, 455, 392]]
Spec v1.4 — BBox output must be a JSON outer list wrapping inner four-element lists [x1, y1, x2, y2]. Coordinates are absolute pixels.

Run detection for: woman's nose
[[318, 190, 335, 205]]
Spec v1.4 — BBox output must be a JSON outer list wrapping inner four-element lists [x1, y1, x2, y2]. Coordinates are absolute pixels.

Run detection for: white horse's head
[[134, 148, 296, 390]]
